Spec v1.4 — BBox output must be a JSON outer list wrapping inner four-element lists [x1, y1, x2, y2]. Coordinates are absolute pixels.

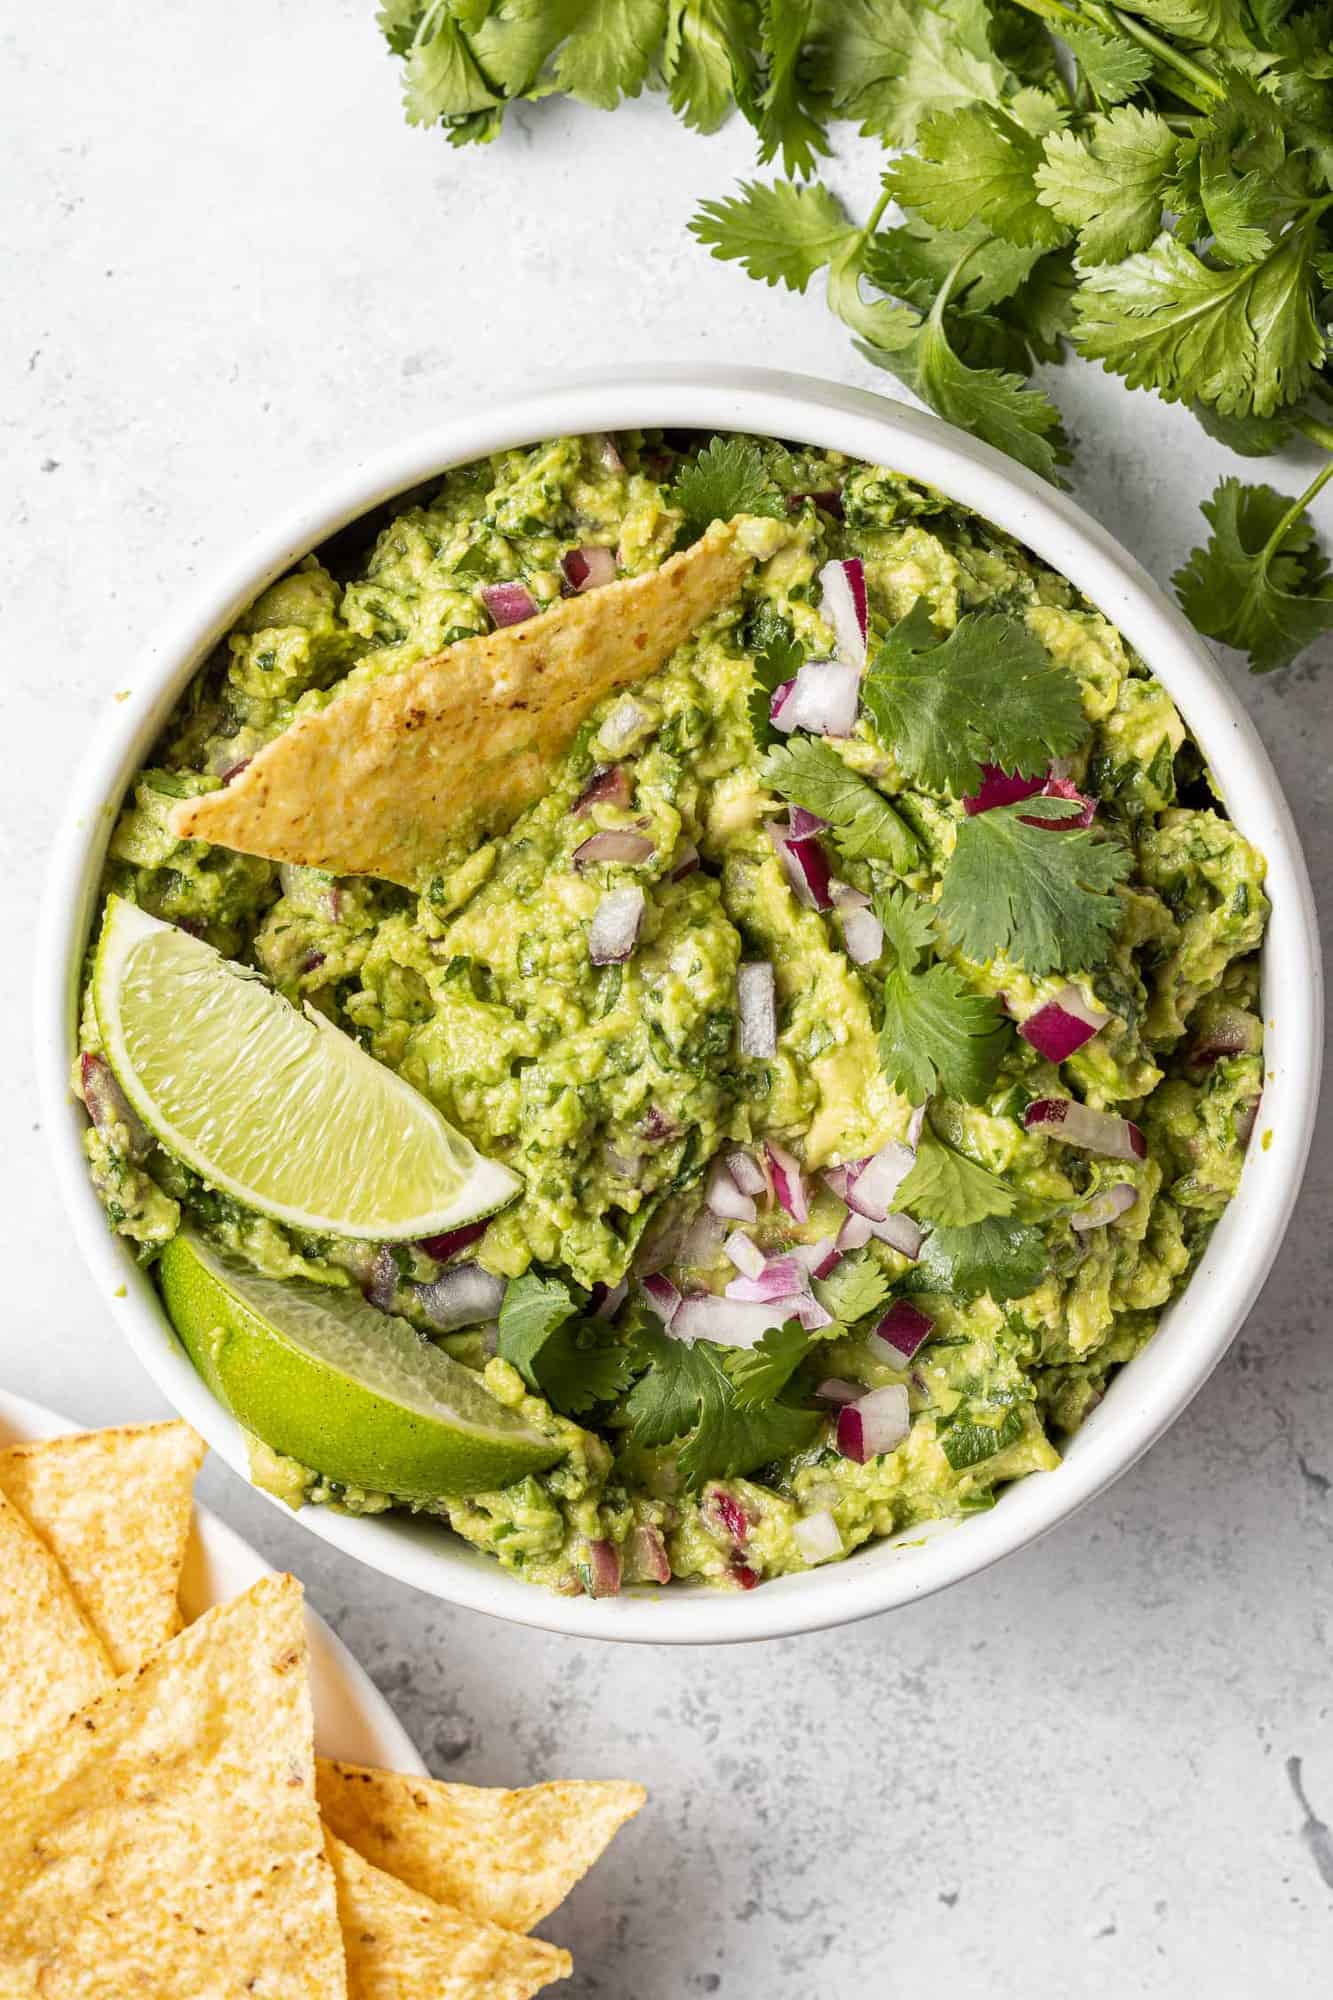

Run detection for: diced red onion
[[670, 1293, 795, 1348], [1236, 1092, 1262, 1146], [791, 1236, 841, 1281], [725, 1230, 766, 1280], [769, 679, 797, 728], [418, 1220, 489, 1263], [836, 1211, 874, 1252], [845, 1141, 916, 1222], [737, 961, 777, 1059], [1020, 985, 1108, 1062], [725, 1146, 769, 1199], [787, 488, 845, 520], [793, 1509, 843, 1564], [792, 1292, 834, 1332], [830, 880, 871, 910], [731, 1562, 760, 1590], [603, 1142, 642, 1179], [589, 885, 645, 965], [816, 1377, 861, 1405], [839, 902, 884, 965], [1187, 1008, 1255, 1068], [79, 1052, 151, 1161], [589, 1277, 629, 1318], [1070, 1183, 1139, 1232], [625, 1522, 670, 1584], [705, 1157, 758, 1224], [821, 1160, 863, 1204], [906, 1104, 928, 1149], [772, 660, 861, 738], [641, 1274, 682, 1324], [671, 841, 700, 879], [679, 1206, 726, 1267], [580, 1538, 622, 1599], [818, 557, 868, 670], [574, 828, 654, 870], [363, 1245, 399, 1313], [789, 806, 830, 839], [641, 1106, 678, 1142], [765, 1141, 809, 1223], [481, 581, 538, 627], [598, 695, 654, 755], [869, 1213, 924, 1260], [724, 1255, 807, 1304], [595, 433, 625, 473], [412, 1261, 505, 1331], [963, 765, 1046, 815], [218, 756, 252, 786], [1020, 776, 1097, 830], [572, 765, 632, 816], [769, 824, 834, 911], [836, 1384, 911, 1463], [703, 1485, 751, 1546], [869, 1300, 934, 1365], [562, 545, 616, 593], [1025, 1098, 1147, 1160]]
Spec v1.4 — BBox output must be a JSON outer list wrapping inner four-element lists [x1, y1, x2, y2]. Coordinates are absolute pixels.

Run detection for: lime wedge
[[93, 896, 519, 1240], [159, 1231, 561, 1498]]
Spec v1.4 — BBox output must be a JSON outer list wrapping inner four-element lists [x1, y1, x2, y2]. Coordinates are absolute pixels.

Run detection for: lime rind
[[92, 897, 520, 1240], [160, 1231, 560, 1499]]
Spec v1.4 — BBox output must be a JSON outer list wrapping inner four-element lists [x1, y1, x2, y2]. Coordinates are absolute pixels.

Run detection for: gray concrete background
[[4, 3, 1330, 1992]]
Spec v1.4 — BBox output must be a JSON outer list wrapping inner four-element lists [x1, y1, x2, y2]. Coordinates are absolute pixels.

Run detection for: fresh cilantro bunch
[[381, 0, 1333, 672]]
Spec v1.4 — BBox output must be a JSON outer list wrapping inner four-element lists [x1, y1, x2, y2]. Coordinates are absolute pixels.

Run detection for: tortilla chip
[[327, 1833, 570, 2000], [0, 1419, 206, 1676], [318, 1760, 646, 1933], [171, 521, 753, 885], [0, 1488, 114, 1762], [0, 1572, 347, 1998]]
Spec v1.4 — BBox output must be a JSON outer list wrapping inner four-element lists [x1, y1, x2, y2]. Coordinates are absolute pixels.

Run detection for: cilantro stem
[[864, 188, 893, 237], [1005, 0, 1222, 110], [1258, 453, 1333, 570], [1295, 416, 1333, 456]]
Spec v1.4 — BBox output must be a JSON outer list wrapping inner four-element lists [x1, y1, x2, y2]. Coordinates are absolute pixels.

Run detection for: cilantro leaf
[[764, 738, 919, 871], [877, 881, 939, 972], [917, 1216, 1048, 1301], [866, 219, 1045, 314], [889, 105, 1066, 248], [812, 0, 1007, 148], [1036, 108, 1177, 265], [691, 177, 854, 291], [879, 957, 1011, 1105], [860, 599, 1086, 797], [625, 1320, 820, 1488], [861, 296, 1068, 481], [813, 1251, 891, 1325], [664, 0, 758, 134], [939, 1403, 1025, 1469], [389, 4, 502, 129], [725, 1320, 812, 1405], [497, 1271, 633, 1416], [938, 796, 1131, 975], [1058, 22, 1153, 104], [551, 0, 669, 110], [755, 0, 830, 177], [746, 604, 804, 749], [1173, 475, 1333, 674], [1074, 225, 1325, 420], [671, 435, 785, 541], [897, 1129, 1017, 1226]]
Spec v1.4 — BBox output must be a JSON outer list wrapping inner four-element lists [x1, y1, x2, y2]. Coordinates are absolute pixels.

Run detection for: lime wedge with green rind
[[93, 895, 519, 1240], [159, 1230, 562, 1498]]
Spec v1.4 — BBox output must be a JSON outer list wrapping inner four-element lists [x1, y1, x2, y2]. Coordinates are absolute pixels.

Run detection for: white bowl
[[36, 367, 1323, 1644]]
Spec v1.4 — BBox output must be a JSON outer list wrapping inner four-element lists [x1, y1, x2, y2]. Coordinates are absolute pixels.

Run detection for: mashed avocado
[[79, 432, 1268, 1596]]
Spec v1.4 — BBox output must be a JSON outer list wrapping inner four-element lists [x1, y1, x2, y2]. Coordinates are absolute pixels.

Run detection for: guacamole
[[78, 431, 1268, 1595]]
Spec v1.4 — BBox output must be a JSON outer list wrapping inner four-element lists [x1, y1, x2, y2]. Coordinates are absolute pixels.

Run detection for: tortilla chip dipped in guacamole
[[79, 430, 1269, 1599]]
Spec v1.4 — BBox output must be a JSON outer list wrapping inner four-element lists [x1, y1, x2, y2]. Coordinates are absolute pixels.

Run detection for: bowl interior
[[37, 368, 1323, 1644]]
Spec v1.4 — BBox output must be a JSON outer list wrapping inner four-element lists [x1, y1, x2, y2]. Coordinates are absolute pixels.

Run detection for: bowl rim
[[35, 364, 1323, 1645]]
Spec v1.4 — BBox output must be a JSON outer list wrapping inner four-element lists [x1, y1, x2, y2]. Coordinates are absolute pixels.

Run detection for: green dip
[[79, 431, 1268, 1595]]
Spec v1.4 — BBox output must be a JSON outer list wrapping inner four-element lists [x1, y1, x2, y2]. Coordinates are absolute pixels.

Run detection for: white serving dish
[[35, 367, 1323, 1644]]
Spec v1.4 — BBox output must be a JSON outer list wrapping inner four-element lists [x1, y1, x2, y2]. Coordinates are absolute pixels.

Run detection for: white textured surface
[[4, 3, 1332, 1992]]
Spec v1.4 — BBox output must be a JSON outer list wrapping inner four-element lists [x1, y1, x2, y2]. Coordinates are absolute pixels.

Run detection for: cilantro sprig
[[937, 794, 1131, 976], [384, 0, 1333, 674], [764, 737, 919, 872], [624, 1315, 821, 1489], [876, 886, 1010, 1105], [670, 436, 784, 542], [860, 600, 1087, 798], [497, 1272, 635, 1416]]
